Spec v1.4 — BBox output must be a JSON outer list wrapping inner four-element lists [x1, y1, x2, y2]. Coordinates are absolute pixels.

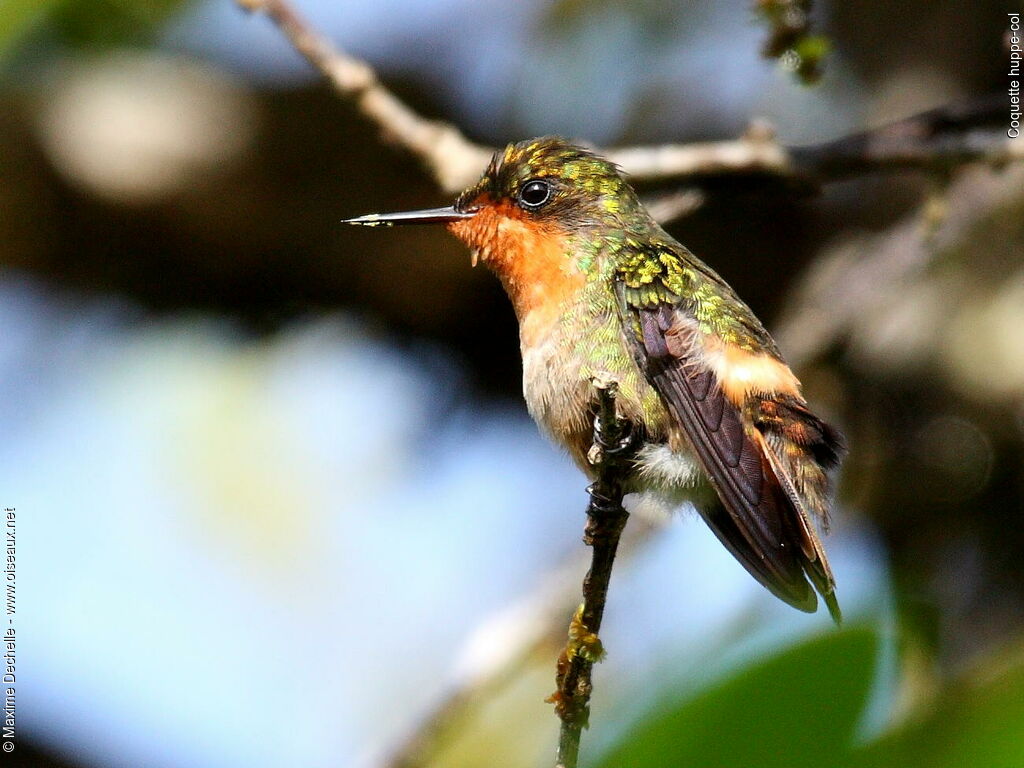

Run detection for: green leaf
[[592, 627, 879, 768], [0, 0, 190, 61], [0, 0, 61, 60], [794, 34, 831, 63], [854, 647, 1024, 768], [48, 0, 190, 49]]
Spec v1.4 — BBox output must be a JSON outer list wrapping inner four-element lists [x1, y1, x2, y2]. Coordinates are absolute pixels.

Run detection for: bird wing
[[614, 244, 842, 620]]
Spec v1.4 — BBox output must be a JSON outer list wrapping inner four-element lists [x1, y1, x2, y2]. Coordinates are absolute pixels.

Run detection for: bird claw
[[585, 483, 619, 512], [589, 413, 640, 464]]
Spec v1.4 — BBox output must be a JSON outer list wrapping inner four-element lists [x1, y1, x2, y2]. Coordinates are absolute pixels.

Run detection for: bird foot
[[587, 414, 640, 467], [585, 483, 623, 514]]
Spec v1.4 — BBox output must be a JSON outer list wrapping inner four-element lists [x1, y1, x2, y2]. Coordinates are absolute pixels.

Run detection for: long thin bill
[[342, 206, 475, 227]]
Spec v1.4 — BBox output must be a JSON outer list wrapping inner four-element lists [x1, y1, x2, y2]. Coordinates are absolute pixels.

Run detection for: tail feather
[[750, 396, 846, 624]]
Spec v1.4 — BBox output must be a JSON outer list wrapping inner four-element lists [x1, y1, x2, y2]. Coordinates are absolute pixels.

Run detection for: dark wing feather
[[621, 295, 836, 616]]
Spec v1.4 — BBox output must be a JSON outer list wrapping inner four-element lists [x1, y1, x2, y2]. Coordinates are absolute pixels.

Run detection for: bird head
[[344, 137, 646, 272]]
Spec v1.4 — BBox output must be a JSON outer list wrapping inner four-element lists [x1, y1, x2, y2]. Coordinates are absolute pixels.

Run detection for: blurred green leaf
[[753, 0, 829, 83], [49, 0, 189, 48], [794, 33, 830, 62], [592, 627, 879, 768], [0, 0, 61, 59], [0, 0, 189, 60], [855, 646, 1024, 768]]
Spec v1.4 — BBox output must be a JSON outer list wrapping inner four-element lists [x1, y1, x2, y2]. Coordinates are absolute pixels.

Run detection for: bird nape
[[345, 136, 845, 623]]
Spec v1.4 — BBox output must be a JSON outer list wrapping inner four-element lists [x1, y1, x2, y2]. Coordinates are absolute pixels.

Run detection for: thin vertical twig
[[550, 377, 635, 768]]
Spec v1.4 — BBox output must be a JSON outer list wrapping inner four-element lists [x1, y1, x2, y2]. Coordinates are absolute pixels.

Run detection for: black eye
[[518, 179, 552, 209]]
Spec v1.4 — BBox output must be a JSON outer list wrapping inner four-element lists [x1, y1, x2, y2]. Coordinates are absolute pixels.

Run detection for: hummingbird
[[345, 137, 844, 620]]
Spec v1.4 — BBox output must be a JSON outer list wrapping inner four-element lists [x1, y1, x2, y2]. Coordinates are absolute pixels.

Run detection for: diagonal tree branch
[[786, 94, 1020, 181], [235, 0, 492, 193], [236, 0, 1020, 202]]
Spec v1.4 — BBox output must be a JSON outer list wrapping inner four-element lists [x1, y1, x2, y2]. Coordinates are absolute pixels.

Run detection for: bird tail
[[750, 396, 846, 623]]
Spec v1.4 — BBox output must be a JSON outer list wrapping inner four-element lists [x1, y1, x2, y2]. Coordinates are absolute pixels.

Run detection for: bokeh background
[[2, 1, 1023, 766]]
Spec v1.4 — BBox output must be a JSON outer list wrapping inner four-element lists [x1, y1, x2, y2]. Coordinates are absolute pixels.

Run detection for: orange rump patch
[[705, 337, 802, 404]]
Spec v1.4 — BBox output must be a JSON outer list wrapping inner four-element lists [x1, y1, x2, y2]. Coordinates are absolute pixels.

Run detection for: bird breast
[[521, 316, 596, 467], [520, 293, 676, 474]]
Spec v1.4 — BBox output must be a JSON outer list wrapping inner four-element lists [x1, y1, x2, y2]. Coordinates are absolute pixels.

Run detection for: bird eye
[[518, 179, 552, 209]]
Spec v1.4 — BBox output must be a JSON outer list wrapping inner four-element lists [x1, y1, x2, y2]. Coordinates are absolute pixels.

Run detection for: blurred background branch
[[374, 517, 655, 768]]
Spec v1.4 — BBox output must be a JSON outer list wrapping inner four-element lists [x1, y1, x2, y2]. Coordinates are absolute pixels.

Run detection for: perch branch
[[236, 0, 1020, 200], [550, 377, 635, 768], [377, 518, 660, 768]]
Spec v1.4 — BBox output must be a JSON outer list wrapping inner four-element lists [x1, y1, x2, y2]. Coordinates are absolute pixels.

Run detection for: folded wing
[[616, 281, 843, 620]]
